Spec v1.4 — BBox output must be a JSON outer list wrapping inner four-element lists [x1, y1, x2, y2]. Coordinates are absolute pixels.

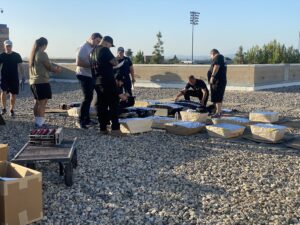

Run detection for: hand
[[132, 78, 136, 84], [200, 100, 205, 106], [174, 97, 179, 102], [54, 66, 62, 74], [120, 94, 128, 101], [210, 77, 214, 84]]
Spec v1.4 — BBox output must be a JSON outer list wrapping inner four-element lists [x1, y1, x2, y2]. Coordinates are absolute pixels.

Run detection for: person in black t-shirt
[[114, 47, 135, 96], [0, 40, 24, 117], [90, 36, 123, 136], [115, 73, 135, 113], [175, 75, 209, 106], [208, 49, 227, 117]]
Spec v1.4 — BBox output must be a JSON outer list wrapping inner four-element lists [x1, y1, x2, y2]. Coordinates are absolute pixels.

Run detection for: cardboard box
[[206, 123, 245, 138], [0, 144, 8, 161], [0, 161, 43, 225], [249, 111, 279, 123], [180, 111, 208, 122], [250, 123, 287, 142], [148, 116, 176, 129], [165, 121, 206, 135], [134, 100, 161, 107], [120, 118, 153, 134], [212, 116, 250, 126], [67, 107, 97, 118]]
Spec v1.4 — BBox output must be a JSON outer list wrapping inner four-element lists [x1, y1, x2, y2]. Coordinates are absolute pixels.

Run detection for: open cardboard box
[[0, 161, 43, 225], [0, 144, 8, 161]]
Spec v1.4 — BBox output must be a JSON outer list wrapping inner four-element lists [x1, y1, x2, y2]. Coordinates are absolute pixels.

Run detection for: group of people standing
[[76, 33, 135, 135], [0, 35, 226, 132]]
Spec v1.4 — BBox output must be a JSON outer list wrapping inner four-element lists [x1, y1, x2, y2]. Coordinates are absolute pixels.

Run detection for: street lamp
[[190, 11, 200, 64]]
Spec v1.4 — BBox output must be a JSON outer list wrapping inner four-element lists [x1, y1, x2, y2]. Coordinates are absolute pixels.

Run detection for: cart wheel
[[72, 149, 78, 169], [59, 162, 64, 176], [26, 163, 36, 170], [64, 163, 73, 186]]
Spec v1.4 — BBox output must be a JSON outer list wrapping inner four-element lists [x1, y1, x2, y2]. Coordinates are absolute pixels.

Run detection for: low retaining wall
[[22, 63, 300, 91]]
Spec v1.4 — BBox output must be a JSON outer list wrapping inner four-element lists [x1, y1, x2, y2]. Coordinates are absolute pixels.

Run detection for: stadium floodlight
[[190, 11, 200, 64]]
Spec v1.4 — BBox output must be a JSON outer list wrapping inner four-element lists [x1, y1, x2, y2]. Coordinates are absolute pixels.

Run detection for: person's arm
[[76, 57, 90, 68], [76, 47, 90, 68], [175, 88, 187, 101], [17, 63, 24, 80], [210, 64, 220, 84], [130, 65, 135, 84], [201, 88, 208, 105], [42, 53, 61, 73]]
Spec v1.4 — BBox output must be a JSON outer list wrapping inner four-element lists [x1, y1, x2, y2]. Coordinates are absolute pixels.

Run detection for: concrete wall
[[22, 63, 300, 90]]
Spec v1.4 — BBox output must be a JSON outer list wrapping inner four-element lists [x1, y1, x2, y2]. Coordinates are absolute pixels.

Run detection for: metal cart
[[11, 138, 78, 186]]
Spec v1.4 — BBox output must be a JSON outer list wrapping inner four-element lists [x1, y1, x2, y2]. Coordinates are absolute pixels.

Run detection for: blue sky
[[1, 0, 300, 59]]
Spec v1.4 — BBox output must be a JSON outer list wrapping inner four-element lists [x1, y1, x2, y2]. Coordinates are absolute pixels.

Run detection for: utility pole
[[190, 11, 200, 64]]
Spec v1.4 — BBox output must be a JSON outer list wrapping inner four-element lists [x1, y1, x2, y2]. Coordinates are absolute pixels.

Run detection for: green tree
[[168, 55, 180, 64], [133, 50, 144, 64], [150, 31, 164, 64], [235, 40, 300, 64], [233, 46, 245, 64], [125, 48, 133, 59]]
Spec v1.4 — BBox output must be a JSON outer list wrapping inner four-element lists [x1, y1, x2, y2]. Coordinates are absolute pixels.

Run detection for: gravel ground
[[0, 82, 300, 225]]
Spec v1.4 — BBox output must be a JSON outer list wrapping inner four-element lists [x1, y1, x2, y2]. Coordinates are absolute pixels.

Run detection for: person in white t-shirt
[[76, 33, 102, 129]]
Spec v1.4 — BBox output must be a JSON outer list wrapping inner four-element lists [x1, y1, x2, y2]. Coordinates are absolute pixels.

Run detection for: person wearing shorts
[[0, 40, 24, 117], [29, 37, 61, 127], [208, 49, 227, 118]]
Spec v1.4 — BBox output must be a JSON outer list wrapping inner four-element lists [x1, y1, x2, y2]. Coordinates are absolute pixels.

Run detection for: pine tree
[[133, 50, 144, 64], [150, 31, 164, 64]]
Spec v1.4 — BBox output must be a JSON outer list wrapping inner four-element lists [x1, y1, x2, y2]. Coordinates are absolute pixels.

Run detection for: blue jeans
[[77, 75, 95, 124]]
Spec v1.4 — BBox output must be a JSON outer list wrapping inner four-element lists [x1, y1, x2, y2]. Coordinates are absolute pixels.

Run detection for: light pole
[[190, 11, 199, 64]]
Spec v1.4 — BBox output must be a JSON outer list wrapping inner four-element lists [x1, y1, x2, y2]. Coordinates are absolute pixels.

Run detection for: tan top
[[29, 50, 51, 84]]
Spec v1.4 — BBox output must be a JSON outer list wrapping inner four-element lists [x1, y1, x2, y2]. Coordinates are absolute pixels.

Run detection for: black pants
[[184, 90, 208, 106], [94, 85, 120, 131], [77, 75, 95, 124]]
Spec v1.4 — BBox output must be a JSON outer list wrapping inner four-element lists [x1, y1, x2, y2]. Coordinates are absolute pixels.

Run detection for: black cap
[[103, 36, 115, 47]]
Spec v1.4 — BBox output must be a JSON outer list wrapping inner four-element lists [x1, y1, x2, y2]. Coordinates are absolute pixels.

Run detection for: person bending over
[[175, 75, 209, 106]]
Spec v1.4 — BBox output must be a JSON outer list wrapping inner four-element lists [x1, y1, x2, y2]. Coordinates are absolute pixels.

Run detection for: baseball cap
[[103, 36, 115, 47], [4, 40, 12, 46], [117, 47, 124, 52]]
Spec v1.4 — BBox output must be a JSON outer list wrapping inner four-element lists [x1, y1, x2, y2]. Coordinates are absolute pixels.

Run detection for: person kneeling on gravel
[[115, 73, 135, 114], [175, 75, 209, 107]]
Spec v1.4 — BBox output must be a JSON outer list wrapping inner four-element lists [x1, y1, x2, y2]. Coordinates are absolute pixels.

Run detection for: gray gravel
[[0, 81, 299, 225]]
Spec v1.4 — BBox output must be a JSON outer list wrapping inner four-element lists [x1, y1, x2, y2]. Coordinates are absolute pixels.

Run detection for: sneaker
[[75, 121, 88, 129], [211, 113, 222, 118], [86, 120, 98, 126], [1, 108, 6, 115], [10, 110, 15, 117], [110, 130, 126, 137]]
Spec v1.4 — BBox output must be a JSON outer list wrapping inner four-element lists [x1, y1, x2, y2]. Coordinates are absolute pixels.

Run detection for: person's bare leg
[[9, 94, 16, 112], [216, 102, 222, 114], [33, 99, 38, 117], [38, 99, 48, 117], [1, 91, 7, 111]]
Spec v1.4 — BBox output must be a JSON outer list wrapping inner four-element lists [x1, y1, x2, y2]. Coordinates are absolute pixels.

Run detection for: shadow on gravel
[[257, 85, 300, 93]]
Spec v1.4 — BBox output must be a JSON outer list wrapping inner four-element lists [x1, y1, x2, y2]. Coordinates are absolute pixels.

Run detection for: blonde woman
[[29, 37, 61, 127]]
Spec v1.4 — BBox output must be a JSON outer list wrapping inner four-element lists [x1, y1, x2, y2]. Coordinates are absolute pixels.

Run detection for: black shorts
[[30, 83, 52, 100], [0, 78, 19, 95], [211, 82, 226, 103]]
